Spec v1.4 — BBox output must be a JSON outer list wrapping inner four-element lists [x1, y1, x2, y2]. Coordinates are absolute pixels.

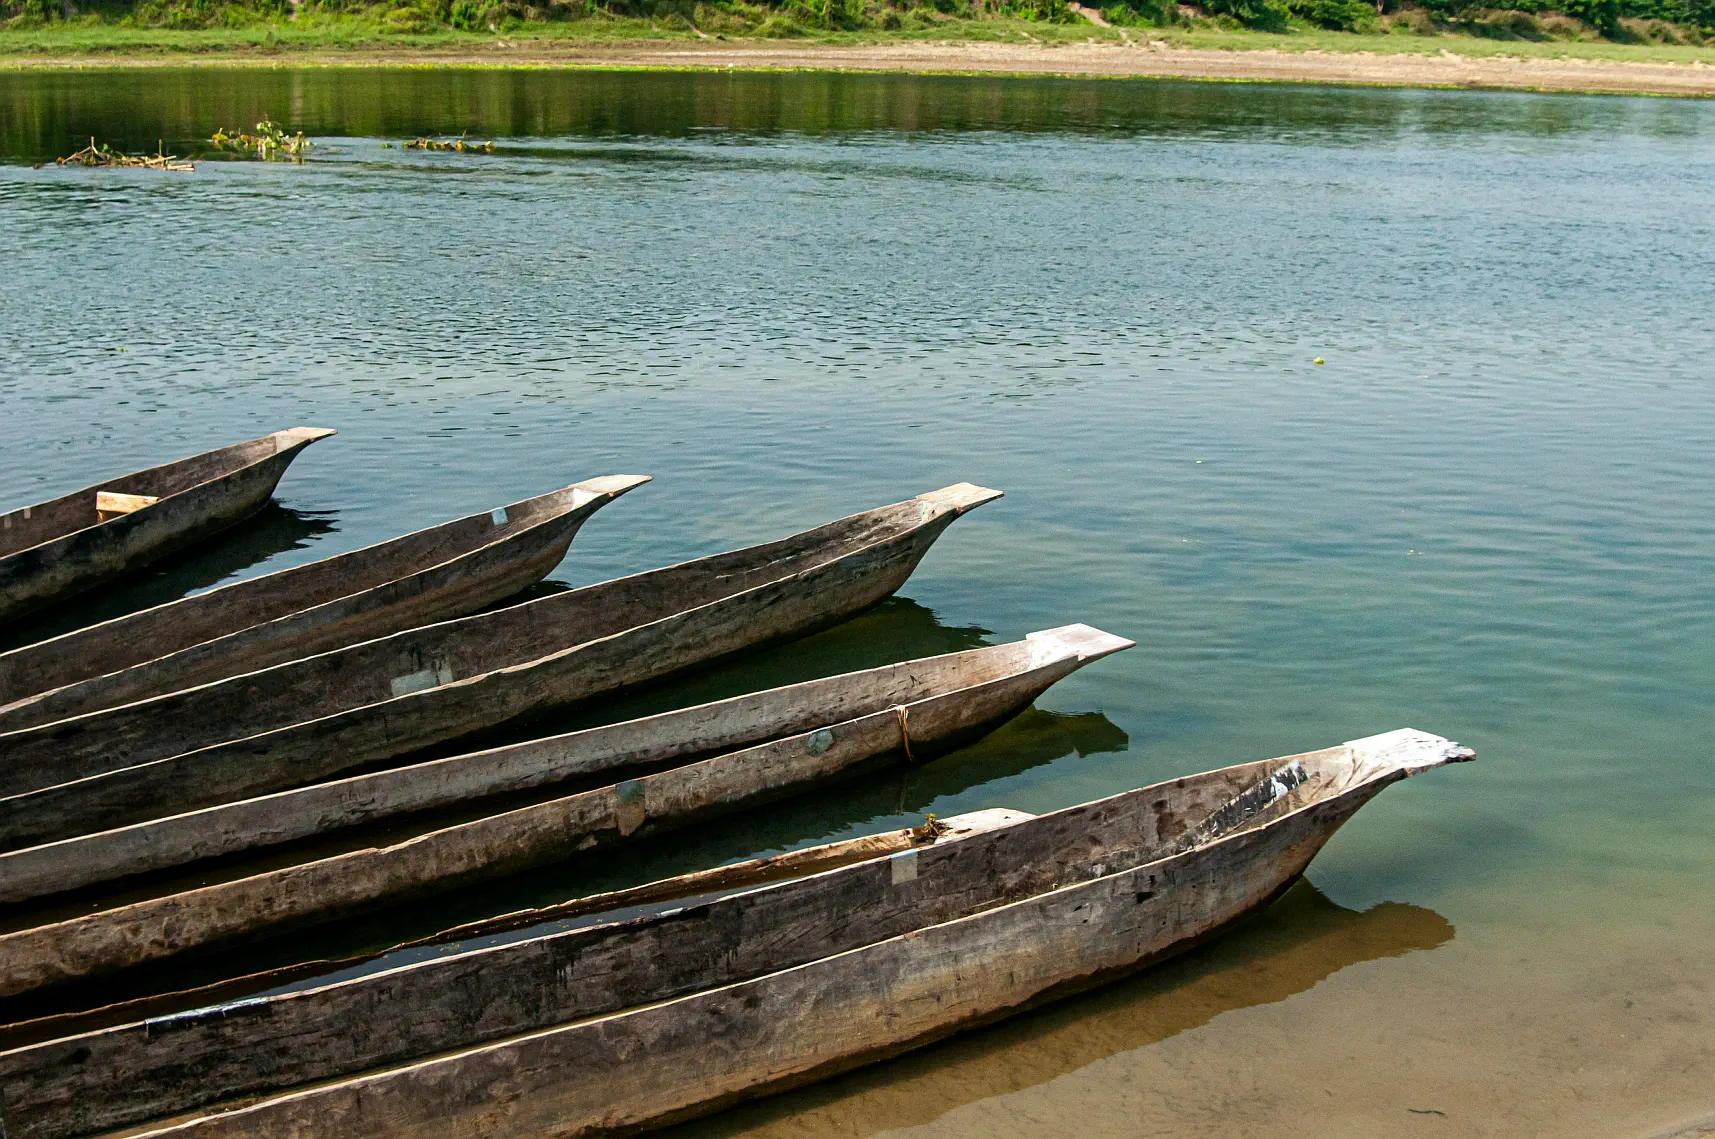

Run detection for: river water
[[2, 68, 1713, 1138]]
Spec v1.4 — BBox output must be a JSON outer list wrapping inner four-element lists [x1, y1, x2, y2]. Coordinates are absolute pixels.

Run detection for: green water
[[2, 69, 1712, 1137]]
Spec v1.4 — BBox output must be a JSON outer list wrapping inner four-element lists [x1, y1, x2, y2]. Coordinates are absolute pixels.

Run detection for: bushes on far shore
[[1097, 0, 1379, 32], [1, 0, 1708, 41], [1102, 0, 1707, 35], [0, 0, 1083, 31]]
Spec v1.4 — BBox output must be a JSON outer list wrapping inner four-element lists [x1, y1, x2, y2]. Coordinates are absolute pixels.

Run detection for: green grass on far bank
[[2, 0, 1713, 62]]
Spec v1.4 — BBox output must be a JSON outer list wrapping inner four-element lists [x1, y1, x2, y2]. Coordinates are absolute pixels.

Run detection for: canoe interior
[[0, 429, 332, 560], [0, 626, 1127, 910], [0, 626, 1125, 1012], [0, 474, 649, 722], [0, 731, 1469, 1139], [0, 429, 337, 625], [0, 485, 998, 842]]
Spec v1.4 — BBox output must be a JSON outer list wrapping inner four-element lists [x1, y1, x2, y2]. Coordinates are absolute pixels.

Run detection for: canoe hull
[[0, 476, 649, 726], [0, 487, 998, 849], [108, 782, 1380, 1139], [0, 628, 1125, 997], [0, 429, 334, 624], [0, 627, 1125, 908], [0, 731, 1466, 1139]]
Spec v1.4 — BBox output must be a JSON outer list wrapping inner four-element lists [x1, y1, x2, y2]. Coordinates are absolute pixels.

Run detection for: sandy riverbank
[[667, 879, 1715, 1139], [4, 39, 1714, 97]]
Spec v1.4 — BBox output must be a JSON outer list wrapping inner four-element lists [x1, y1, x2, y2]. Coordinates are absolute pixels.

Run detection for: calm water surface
[[2, 69, 1713, 1138]]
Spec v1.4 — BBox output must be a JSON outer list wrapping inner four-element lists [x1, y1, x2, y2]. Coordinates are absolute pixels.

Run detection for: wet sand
[[661, 878, 1715, 1139], [6, 40, 1715, 97]]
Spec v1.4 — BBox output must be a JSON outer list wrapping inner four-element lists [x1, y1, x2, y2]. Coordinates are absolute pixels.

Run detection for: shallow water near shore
[[2, 68, 1714, 1137]]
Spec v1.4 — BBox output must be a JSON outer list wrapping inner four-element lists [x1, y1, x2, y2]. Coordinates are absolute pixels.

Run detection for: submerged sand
[[658, 879, 1715, 1139], [6, 40, 1715, 97]]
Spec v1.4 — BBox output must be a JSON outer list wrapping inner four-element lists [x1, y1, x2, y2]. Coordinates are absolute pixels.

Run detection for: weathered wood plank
[[0, 817, 1003, 1053], [92, 493, 158, 519], [0, 485, 1001, 850], [0, 625, 1125, 997], [0, 809, 1033, 1138], [0, 731, 1470, 1139], [0, 475, 648, 723], [0, 428, 336, 623], [0, 628, 1123, 904]]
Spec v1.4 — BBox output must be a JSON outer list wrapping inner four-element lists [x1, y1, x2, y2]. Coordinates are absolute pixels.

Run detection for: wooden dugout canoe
[[0, 428, 336, 624], [0, 475, 650, 727], [0, 729, 1471, 1139], [0, 625, 1130, 997], [0, 624, 1129, 908], [0, 483, 1001, 852]]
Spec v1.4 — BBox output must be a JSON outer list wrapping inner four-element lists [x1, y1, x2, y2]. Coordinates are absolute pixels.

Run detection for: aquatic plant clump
[[211, 119, 313, 161], [57, 138, 194, 171], [405, 136, 498, 152]]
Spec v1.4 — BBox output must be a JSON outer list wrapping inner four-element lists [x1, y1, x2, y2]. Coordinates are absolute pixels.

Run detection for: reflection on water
[[676, 880, 1454, 1139], [0, 504, 338, 653], [1, 68, 1707, 166]]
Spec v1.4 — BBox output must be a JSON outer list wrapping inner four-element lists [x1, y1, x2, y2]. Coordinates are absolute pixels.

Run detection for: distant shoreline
[[3, 38, 1713, 97]]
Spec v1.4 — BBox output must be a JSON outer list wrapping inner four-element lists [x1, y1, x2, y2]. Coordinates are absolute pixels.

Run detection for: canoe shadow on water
[[669, 880, 1456, 1139], [0, 504, 338, 653]]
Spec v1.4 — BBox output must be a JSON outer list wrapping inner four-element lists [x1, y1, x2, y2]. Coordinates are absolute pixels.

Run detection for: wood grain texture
[[0, 475, 648, 723], [91, 493, 158, 519], [0, 627, 1127, 905], [0, 731, 1469, 1139], [0, 626, 1125, 998], [0, 428, 335, 623], [0, 486, 1000, 850]]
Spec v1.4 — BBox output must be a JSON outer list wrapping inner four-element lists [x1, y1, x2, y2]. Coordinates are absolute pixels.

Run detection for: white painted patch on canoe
[[389, 662, 456, 699]]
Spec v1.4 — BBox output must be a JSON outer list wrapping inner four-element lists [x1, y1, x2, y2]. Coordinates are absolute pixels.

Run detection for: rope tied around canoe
[[893, 704, 916, 764]]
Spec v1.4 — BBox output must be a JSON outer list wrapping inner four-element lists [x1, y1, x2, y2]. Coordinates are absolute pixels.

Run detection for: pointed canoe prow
[[269, 427, 338, 454], [568, 474, 651, 507], [1343, 728, 1475, 779], [1025, 623, 1136, 666], [915, 483, 1003, 515]]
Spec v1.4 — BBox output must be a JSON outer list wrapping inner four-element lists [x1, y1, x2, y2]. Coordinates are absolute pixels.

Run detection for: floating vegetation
[[57, 138, 194, 172], [211, 119, 313, 162], [405, 136, 498, 154]]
